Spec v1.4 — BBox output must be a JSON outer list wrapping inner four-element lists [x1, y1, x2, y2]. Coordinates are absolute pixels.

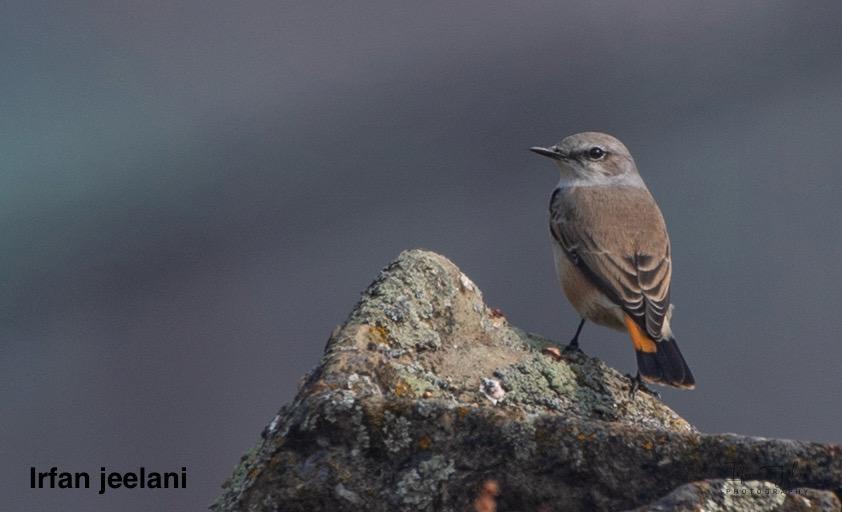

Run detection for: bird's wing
[[549, 186, 672, 340]]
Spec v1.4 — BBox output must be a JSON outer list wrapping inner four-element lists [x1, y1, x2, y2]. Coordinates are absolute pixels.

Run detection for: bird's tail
[[623, 314, 695, 389]]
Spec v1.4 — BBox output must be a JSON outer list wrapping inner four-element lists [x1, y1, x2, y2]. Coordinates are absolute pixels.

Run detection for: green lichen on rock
[[213, 250, 842, 512], [394, 455, 456, 509], [493, 353, 577, 410]]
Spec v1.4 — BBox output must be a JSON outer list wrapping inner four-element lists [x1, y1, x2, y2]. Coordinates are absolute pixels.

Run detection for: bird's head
[[530, 132, 639, 181]]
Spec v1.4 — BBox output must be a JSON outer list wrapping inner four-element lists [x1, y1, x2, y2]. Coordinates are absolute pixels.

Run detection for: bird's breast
[[551, 242, 625, 331]]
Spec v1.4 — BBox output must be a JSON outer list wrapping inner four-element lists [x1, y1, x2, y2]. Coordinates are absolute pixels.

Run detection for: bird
[[530, 132, 695, 391]]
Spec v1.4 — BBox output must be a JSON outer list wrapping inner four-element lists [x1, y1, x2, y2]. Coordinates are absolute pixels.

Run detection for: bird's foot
[[542, 339, 584, 363], [626, 372, 660, 400], [541, 346, 563, 361], [562, 339, 583, 355]]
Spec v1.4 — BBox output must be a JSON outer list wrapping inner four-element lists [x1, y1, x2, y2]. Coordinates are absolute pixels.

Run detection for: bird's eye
[[587, 147, 606, 160]]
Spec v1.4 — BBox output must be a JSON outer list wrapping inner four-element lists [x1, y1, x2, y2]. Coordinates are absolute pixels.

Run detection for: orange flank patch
[[624, 314, 657, 353]]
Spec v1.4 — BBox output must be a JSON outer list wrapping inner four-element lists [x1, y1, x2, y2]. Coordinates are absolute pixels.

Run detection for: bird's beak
[[529, 146, 565, 160]]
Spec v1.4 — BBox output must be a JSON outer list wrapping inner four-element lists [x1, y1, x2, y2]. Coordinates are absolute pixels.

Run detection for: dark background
[[3, 2, 842, 510]]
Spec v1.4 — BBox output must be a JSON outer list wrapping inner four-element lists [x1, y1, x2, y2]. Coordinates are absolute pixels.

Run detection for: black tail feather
[[636, 337, 695, 389]]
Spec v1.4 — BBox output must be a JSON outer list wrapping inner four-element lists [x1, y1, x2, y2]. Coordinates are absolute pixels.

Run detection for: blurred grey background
[[2, 1, 842, 510]]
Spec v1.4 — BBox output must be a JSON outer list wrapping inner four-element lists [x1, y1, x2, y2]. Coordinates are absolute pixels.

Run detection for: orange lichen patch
[[577, 433, 587, 442], [394, 380, 414, 398], [457, 406, 470, 418], [642, 439, 654, 451], [624, 315, 657, 353], [368, 324, 391, 344], [422, 389, 433, 398], [418, 435, 432, 450], [473, 479, 500, 512]]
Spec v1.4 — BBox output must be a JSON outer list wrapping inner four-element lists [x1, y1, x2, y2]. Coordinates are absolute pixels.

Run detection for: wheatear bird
[[531, 132, 695, 390]]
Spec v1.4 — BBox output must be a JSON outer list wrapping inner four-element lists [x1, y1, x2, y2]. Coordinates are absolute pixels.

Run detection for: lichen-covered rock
[[213, 250, 842, 512], [626, 479, 841, 512]]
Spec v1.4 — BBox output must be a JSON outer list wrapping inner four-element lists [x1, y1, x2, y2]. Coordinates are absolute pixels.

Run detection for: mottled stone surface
[[213, 250, 842, 512], [626, 479, 841, 512]]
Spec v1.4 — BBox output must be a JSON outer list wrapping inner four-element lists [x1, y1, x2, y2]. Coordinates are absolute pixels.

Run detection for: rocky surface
[[627, 480, 841, 512], [213, 250, 842, 511]]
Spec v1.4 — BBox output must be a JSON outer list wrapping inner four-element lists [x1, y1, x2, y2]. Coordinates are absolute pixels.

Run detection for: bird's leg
[[562, 318, 586, 354], [626, 372, 660, 400]]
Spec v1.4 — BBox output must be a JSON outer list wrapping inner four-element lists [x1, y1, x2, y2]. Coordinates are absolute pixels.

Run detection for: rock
[[626, 479, 841, 512], [212, 250, 842, 512]]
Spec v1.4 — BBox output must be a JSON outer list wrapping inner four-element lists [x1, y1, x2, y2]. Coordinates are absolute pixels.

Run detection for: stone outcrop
[[213, 250, 842, 511]]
